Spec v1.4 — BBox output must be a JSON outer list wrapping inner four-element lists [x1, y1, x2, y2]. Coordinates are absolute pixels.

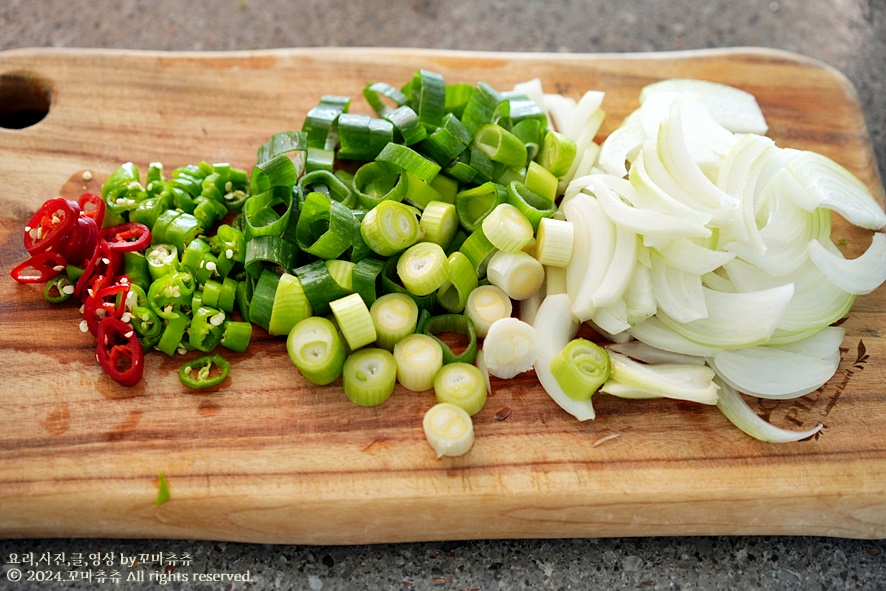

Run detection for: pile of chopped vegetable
[[10, 69, 886, 456]]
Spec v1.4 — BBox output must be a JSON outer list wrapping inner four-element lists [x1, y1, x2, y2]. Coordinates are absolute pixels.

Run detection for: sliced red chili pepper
[[99, 222, 152, 253], [83, 282, 131, 336], [23, 198, 80, 256], [96, 316, 144, 387], [78, 192, 105, 228], [74, 241, 121, 299], [59, 214, 99, 267], [10, 251, 67, 284]]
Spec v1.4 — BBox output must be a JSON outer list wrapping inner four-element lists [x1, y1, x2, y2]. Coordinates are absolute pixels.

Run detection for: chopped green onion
[[352, 257, 385, 308], [396, 242, 450, 297], [154, 472, 171, 506], [302, 95, 351, 149], [386, 105, 428, 146], [393, 333, 443, 392], [360, 199, 422, 257], [268, 272, 312, 336], [376, 142, 441, 183], [409, 69, 446, 130], [436, 252, 479, 314], [522, 161, 559, 203], [434, 362, 487, 416], [486, 250, 545, 301], [459, 227, 497, 277], [550, 338, 610, 401], [464, 284, 513, 338], [342, 347, 398, 407], [419, 201, 458, 248], [380, 254, 437, 312], [369, 292, 419, 351], [337, 113, 394, 161], [363, 81, 409, 117], [295, 191, 357, 260], [539, 129, 577, 177], [505, 181, 557, 232], [294, 259, 350, 317], [461, 82, 503, 134], [481, 203, 534, 253], [353, 161, 407, 209], [286, 316, 347, 385], [417, 312, 478, 365], [482, 317, 538, 379], [535, 217, 574, 267], [298, 169, 355, 207], [423, 403, 474, 458], [329, 292, 377, 350], [455, 181, 507, 233], [473, 123, 528, 169]]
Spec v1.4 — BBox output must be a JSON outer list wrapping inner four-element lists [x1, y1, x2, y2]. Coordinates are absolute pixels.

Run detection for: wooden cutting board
[[1, 47, 884, 544]]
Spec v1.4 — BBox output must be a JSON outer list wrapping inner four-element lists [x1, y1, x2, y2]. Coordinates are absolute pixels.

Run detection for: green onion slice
[[360, 200, 422, 257], [436, 252, 479, 314], [353, 161, 407, 209], [417, 311, 478, 365], [256, 131, 308, 166], [550, 338, 611, 401], [337, 113, 394, 161], [330, 292, 377, 351], [294, 259, 350, 317], [268, 272, 312, 337], [352, 257, 385, 308], [342, 348, 398, 407], [287, 316, 347, 386], [381, 254, 437, 312], [394, 333, 443, 392], [295, 191, 357, 260], [455, 181, 507, 233], [376, 142, 441, 184], [397, 242, 450, 297], [370, 292, 419, 351], [302, 95, 351, 149], [423, 403, 474, 458], [464, 284, 513, 338], [481, 202, 534, 254], [419, 201, 458, 248], [506, 180, 557, 231], [473, 123, 528, 169], [410, 69, 446, 130], [459, 227, 497, 277], [298, 169, 355, 207], [434, 362, 487, 416], [363, 81, 410, 117], [244, 235, 299, 278]]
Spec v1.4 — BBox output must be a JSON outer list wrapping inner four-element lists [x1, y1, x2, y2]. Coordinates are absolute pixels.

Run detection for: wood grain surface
[[0, 47, 884, 543]]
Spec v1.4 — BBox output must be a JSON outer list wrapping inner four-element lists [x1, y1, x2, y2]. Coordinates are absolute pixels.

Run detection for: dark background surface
[[1, 1, 885, 589]]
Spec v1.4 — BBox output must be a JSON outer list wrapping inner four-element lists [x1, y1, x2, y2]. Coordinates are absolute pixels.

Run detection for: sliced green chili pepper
[[179, 354, 231, 389], [43, 275, 74, 303], [189, 306, 226, 352], [148, 271, 196, 319]]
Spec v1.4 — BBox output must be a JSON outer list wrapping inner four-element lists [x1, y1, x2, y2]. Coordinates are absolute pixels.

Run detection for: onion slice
[[715, 378, 823, 443]]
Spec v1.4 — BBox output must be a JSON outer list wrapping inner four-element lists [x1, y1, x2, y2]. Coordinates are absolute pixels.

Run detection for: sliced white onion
[[657, 283, 795, 349], [628, 315, 721, 357], [532, 293, 595, 420], [606, 351, 719, 405], [807, 232, 886, 295], [597, 112, 646, 178], [564, 192, 615, 321], [649, 250, 707, 323], [715, 378, 823, 443], [639, 78, 768, 135], [708, 346, 839, 399], [784, 150, 886, 230], [607, 340, 706, 366]]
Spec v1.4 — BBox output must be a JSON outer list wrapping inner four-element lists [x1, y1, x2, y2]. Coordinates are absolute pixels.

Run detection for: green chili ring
[[179, 354, 231, 389]]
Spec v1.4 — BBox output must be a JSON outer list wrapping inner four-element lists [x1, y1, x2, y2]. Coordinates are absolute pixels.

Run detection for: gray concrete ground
[[2, 1, 885, 589]]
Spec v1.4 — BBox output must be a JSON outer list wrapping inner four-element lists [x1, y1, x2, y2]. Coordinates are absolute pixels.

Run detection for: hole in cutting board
[[0, 72, 51, 129]]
